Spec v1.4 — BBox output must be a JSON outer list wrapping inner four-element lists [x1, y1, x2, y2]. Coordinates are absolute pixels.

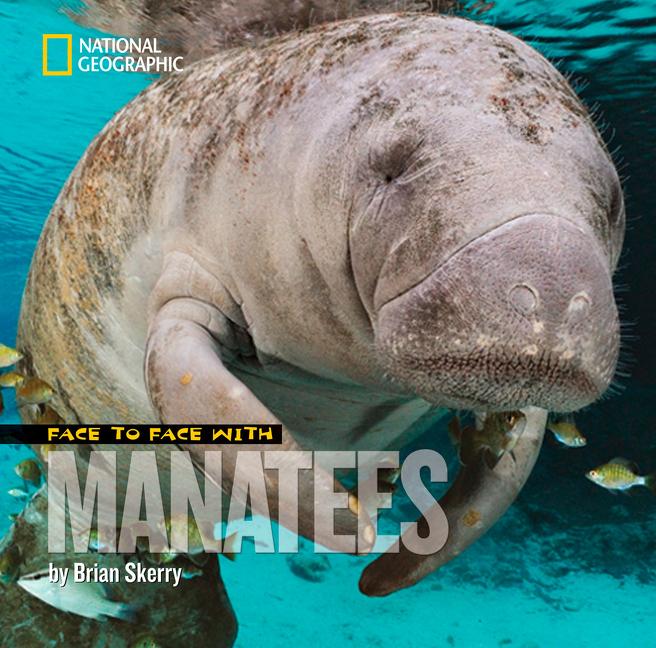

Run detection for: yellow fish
[[547, 419, 587, 447], [0, 344, 22, 369], [39, 443, 58, 462], [146, 522, 237, 563], [162, 514, 211, 556], [36, 406, 64, 425], [586, 458, 656, 493], [348, 467, 400, 521], [131, 636, 162, 648], [0, 371, 25, 388], [16, 377, 54, 405], [14, 459, 42, 486], [449, 411, 526, 467], [143, 549, 177, 566]]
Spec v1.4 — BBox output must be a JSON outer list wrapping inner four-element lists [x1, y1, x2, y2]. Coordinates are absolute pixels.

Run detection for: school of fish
[[0, 335, 653, 626]]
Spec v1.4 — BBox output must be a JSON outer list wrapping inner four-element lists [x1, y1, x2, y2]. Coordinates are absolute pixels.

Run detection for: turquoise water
[[1, 1, 655, 646]]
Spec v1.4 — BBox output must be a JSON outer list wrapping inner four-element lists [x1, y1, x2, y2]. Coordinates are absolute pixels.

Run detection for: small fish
[[39, 443, 58, 462], [141, 550, 173, 567], [16, 378, 54, 405], [162, 514, 214, 556], [0, 544, 21, 584], [87, 528, 115, 553], [142, 517, 233, 563], [18, 570, 136, 622], [378, 465, 401, 487], [450, 411, 526, 467], [0, 344, 22, 369], [586, 458, 656, 494], [35, 406, 63, 425], [131, 636, 162, 648], [0, 371, 24, 388], [348, 478, 397, 520], [548, 419, 587, 447], [15, 459, 42, 486], [181, 564, 204, 580], [7, 487, 29, 499]]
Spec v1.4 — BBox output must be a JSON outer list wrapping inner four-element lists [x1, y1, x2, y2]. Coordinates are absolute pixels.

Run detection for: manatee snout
[[376, 213, 619, 412]]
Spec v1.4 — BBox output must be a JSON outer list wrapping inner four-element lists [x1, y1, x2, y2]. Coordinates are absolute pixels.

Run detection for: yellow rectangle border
[[42, 34, 73, 76]]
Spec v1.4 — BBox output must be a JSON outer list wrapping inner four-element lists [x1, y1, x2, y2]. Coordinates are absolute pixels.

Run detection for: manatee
[[15, 10, 623, 618], [70, 1, 462, 63]]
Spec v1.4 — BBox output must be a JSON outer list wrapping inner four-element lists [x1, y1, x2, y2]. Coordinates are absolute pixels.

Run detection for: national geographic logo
[[42, 34, 73, 76], [41, 35, 184, 76]]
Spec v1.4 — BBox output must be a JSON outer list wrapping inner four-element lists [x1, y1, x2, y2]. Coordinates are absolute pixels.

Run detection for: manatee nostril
[[568, 291, 592, 320], [509, 284, 538, 315]]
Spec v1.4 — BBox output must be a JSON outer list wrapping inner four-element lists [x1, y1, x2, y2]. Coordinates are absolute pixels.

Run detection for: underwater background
[[0, 0, 655, 645]]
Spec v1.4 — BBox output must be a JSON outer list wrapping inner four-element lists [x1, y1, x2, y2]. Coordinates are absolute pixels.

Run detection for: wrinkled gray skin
[[15, 11, 623, 636], [73, 0, 461, 62]]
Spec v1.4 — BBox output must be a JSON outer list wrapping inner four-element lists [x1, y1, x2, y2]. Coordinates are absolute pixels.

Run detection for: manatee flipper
[[0, 487, 237, 647], [145, 300, 374, 553], [359, 407, 547, 596]]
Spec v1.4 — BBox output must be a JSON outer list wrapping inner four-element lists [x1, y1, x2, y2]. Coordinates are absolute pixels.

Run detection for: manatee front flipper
[[0, 487, 237, 647], [145, 300, 374, 553], [359, 407, 547, 596]]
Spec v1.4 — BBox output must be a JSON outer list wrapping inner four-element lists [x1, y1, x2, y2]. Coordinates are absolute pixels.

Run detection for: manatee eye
[[506, 413, 518, 426], [370, 136, 425, 186]]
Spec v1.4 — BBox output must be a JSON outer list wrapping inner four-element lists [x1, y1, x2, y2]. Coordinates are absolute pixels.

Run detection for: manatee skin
[[18, 14, 622, 429], [15, 14, 624, 594], [72, 2, 469, 65]]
